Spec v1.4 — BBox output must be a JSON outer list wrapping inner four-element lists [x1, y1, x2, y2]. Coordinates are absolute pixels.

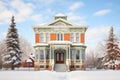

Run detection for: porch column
[[74, 50, 76, 70], [51, 46, 54, 71], [50, 45, 51, 63], [68, 45, 71, 71], [80, 49, 83, 70], [44, 49, 46, 69]]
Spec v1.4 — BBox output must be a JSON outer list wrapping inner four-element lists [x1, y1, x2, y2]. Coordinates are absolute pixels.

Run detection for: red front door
[[56, 53, 64, 63]]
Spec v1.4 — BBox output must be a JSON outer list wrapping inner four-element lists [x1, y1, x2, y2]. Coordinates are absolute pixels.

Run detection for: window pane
[[40, 50, 44, 60], [40, 33, 44, 42], [57, 33, 63, 41], [76, 33, 79, 42], [82, 49, 85, 60], [76, 50, 79, 59], [61, 34, 63, 40], [61, 53, 63, 61], [46, 33, 49, 42], [46, 49, 49, 59], [70, 33, 74, 42]]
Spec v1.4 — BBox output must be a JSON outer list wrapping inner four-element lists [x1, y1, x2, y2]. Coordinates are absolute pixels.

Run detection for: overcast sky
[[0, 0, 120, 52]]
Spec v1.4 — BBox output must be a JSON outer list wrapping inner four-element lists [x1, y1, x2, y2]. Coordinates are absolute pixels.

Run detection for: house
[[33, 14, 88, 71]]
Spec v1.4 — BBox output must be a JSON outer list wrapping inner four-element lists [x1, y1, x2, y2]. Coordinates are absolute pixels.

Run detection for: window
[[76, 50, 79, 59], [76, 33, 80, 42], [57, 33, 63, 41], [81, 49, 85, 60], [40, 50, 44, 60], [71, 49, 75, 60], [35, 50, 39, 60], [46, 49, 49, 59], [46, 33, 49, 42], [40, 33, 44, 42], [70, 33, 74, 42]]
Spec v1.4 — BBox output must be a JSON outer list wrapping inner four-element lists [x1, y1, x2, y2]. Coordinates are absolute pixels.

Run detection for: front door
[[56, 53, 64, 64]]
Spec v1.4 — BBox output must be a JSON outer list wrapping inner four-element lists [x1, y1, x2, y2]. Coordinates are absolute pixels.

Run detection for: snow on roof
[[55, 13, 66, 17], [29, 54, 35, 60], [49, 41, 72, 44], [26, 58, 32, 63], [34, 43, 49, 47], [72, 43, 86, 46]]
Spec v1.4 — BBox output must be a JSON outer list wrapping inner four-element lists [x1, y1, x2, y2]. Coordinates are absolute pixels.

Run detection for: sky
[[0, 0, 120, 52]]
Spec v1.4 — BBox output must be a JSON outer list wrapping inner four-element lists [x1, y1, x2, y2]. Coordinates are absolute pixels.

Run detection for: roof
[[33, 15, 88, 30]]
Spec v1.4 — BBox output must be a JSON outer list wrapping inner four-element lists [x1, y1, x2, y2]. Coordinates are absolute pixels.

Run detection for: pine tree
[[102, 27, 120, 70], [3, 16, 22, 70]]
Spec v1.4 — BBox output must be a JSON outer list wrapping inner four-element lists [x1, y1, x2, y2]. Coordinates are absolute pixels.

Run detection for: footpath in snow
[[0, 70, 120, 80]]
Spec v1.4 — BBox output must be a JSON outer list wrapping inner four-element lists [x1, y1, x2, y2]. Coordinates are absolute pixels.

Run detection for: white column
[[52, 46, 54, 71], [50, 45, 51, 63], [68, 45, 71, 71], [44, 49, 46, 63], [80, 49, 83, 70]]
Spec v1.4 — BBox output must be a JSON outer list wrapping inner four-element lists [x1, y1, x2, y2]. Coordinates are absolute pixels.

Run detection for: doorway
[[56, 52, 64, 63]]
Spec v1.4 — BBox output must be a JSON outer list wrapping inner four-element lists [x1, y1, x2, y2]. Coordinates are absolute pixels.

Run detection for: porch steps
[[54, 64, 67, 72]]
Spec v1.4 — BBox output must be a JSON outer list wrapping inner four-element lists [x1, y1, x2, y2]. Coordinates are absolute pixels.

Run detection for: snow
[[55, 13, 66, 17], [0, 70, 120, 80], [26, 58, 32, 62], [49, 41, 72, 44], [29, 54, 35, 59]]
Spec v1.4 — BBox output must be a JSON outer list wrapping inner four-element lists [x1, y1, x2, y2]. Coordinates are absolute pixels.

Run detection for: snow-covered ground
[[0, 70, 120, 80]]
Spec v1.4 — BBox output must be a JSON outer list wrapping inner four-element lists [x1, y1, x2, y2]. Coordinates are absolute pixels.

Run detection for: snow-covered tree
[[2, 16, 22, 70], [102, 27, 120, 70], [0, 36, 34, 63]]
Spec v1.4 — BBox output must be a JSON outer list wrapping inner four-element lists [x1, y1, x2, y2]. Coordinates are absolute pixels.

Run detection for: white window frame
[[40, 50, 44, 60], [70, 33, 74, 42], [40, 33, 44, 42], [57, 33, 63, 41], [76, 33, 80, 42], [46, 33, 49, 42]]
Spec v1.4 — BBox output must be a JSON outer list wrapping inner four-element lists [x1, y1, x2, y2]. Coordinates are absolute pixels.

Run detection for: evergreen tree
[[102, 27, 120, 70], [3, 16, 22, 70]]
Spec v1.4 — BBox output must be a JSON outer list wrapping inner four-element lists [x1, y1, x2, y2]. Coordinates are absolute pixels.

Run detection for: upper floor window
[[40, 33, 44, 42], [70, 33, 74, 42], [76, 33, 80, 42], [57, 33, 63, 41], [46, 33, 49, 42]]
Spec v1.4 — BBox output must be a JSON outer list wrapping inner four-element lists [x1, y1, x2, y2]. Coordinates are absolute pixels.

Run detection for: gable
[[48, 19, 73, 26]]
